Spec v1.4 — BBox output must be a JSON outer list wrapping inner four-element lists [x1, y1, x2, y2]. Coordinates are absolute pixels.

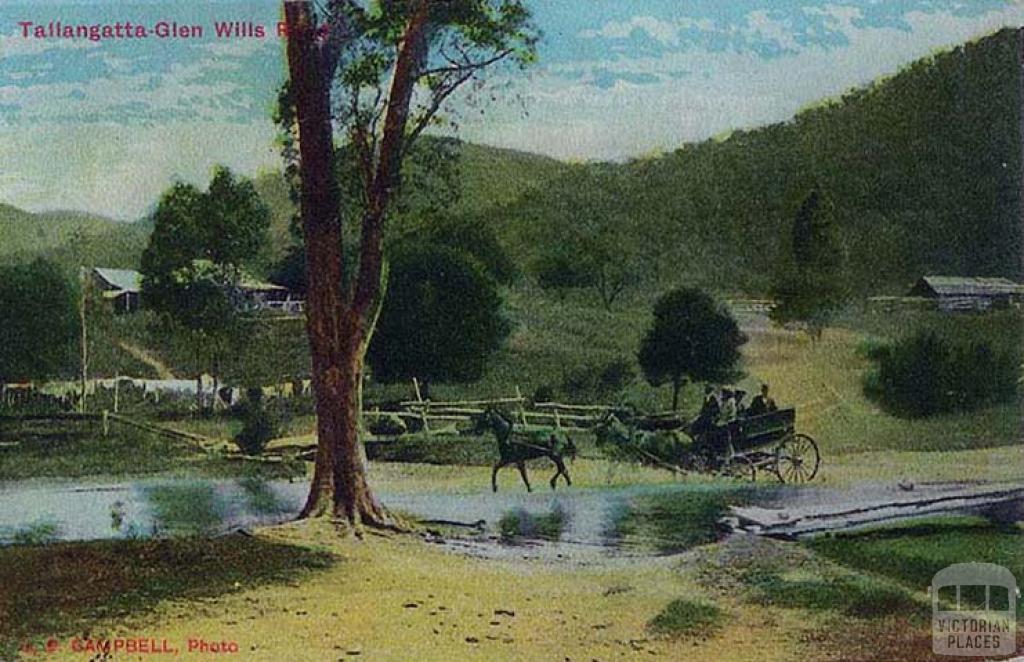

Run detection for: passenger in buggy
[[692, 385, 720, 435], [748, 383, 778, 417]]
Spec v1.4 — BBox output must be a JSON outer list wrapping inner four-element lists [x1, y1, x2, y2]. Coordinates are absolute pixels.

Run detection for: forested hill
[[0, 203, 149, 272], [497, 27, 1023, 296], [2, 29, 1020, 297]]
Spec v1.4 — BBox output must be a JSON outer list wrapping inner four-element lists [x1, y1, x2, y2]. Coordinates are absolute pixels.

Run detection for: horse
[[592, 410, 691, 469], [474, 407, 577, 492]]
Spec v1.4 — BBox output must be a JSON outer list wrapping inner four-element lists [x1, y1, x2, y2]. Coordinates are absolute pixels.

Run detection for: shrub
[[234, 388, 280, 455], [865, 330, 1019, 417], [647, 599, 724, 638], [562, 358, 636, 402]]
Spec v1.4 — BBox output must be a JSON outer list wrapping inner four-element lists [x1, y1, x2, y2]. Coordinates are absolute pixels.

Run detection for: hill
[[0, 203, 150, 272], [496, 28, 1023, 296], [4, 28, 1021, 297]]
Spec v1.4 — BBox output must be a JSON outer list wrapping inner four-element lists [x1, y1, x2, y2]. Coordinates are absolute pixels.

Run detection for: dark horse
[[474, 407, 576, 492]]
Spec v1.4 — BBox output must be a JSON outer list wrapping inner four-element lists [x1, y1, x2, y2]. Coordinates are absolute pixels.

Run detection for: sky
[[1, 0, 1023, 220]]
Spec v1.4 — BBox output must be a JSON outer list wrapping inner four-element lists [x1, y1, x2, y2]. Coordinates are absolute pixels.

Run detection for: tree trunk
[[286, 2, 387, 527]]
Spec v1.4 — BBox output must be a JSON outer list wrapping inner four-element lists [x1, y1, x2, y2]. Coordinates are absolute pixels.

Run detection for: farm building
[[906, 276, 1024, 312], [90, 267, 143, 313], [89, 265, 304, 315], [228, 275, 304, 315]]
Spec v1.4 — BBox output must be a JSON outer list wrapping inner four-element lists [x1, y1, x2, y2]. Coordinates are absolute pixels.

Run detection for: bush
[[234, 388, 280, 455], [561, 358, 636, 401], [865, 330, 1019, 417], [647, 599, 724, 638]]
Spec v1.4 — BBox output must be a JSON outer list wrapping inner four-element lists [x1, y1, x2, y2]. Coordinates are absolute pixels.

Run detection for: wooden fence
[[363, 380, 617, 435]]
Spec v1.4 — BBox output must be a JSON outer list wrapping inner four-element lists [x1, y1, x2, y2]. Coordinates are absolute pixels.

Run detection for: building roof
[[93, 267, 143, 293], [911, 276, 1024, 297]]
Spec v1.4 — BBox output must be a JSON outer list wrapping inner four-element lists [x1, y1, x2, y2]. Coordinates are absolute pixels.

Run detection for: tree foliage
[[638, 288, 747, 410], [770, 188, 848, 334], [865, 329, 1021, 417], [367, 245, 510, 388], [525, 166, 651, 309], [0, 259, 79, 382], [140, 167, 271, 329], [139, 167, 270, 385]]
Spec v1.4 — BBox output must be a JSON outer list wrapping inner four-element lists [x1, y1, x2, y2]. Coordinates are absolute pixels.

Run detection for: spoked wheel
[[774, 433, 820, 483], [723, 455, 757, 482]]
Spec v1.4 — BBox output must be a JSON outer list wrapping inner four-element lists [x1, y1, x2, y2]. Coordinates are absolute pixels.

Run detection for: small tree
[[638, 288, 747, 411], [770, 189, 845, 333], [0, 259, 79, 383], [770, 188, 847, 337], [529, 167, 647, 309], [367, 245, 510, 397]]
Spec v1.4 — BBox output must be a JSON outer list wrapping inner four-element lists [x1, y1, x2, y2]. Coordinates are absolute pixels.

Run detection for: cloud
[[579, 15, 682, 47], [0, 29, 100, 58]]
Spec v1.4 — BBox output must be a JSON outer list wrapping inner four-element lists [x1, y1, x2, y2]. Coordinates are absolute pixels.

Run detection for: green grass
[[807, 517, 1024, 612], [609, 484, 769, 554], [498, 504, 568, 542], [647, 599, 725, 638], [742, 569, 920, 618], [366, 433, 498, 466], [238, 477, 289, 515], [0, 535, 334, 655], [144, 482, 227, 537], [0, 418, 303, 481]]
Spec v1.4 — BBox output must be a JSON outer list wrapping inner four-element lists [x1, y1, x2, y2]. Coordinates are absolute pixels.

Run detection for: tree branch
[[351, 0, 432, 320]]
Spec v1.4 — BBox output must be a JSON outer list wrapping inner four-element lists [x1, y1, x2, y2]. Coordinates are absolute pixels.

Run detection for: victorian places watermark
[[931, 563, 1019, 657]]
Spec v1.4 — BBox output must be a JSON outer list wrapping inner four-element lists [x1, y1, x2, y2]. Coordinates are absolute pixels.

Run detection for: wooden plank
[[534, 402, 612, 412], [399, 397, 524, 407], [731, 484, 1024, 538]]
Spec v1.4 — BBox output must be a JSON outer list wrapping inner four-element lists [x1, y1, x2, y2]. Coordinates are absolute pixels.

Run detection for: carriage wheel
[[774, 434, 820, 483], [723, 455, 757, 482]]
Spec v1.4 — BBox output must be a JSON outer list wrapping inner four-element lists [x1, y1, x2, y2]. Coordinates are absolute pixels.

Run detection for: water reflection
[[0, 478, 788, 555]]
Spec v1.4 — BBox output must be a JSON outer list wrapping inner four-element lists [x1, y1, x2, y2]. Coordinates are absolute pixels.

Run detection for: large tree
[[638, 288, 747, 411], [281, 0, 536, 525], [0, 259, 79, 384], [367, 245, 509, 396], [139, 167, 271, 403]]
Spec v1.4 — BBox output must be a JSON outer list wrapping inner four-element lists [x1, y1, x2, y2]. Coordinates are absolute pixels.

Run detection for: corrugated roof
[[916, 276, 1024, 297], [93, 267, 142, 293]]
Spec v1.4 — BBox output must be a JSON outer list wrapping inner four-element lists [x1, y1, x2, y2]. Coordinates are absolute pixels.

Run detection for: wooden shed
[[907, 276, 1024, 312]]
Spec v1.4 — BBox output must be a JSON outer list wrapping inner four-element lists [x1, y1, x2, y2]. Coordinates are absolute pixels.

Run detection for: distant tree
[[140, 167, 270, 406], [528, 166, 647, 310], [638, 288, 747, 411], [367, 246, 510, 398], [770, 188, 847, 337], [0, 259, 79, 383], [411, 215, 516, 286], [533, 245, 598, 294]]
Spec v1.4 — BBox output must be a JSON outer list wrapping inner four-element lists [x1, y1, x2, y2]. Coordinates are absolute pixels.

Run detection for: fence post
[[413, 378, 430, 434], [515, 385, 528, 426], [102, 409, 109, 437], [553, 407, 561, 429]]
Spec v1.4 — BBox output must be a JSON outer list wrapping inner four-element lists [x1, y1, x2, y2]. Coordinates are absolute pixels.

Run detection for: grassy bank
[[7, 515, 1014, 661], [0, 534, 334, 657], [0, 417, 302, 481]]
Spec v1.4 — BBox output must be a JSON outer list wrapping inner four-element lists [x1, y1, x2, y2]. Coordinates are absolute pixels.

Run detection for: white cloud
[[0, 29, 100, 58], [458, 6, 1024, 162], [579, 15, 682, 47]]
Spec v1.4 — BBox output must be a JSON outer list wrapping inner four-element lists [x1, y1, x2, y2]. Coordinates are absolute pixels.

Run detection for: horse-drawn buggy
[[595, 406, 821, 483]]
